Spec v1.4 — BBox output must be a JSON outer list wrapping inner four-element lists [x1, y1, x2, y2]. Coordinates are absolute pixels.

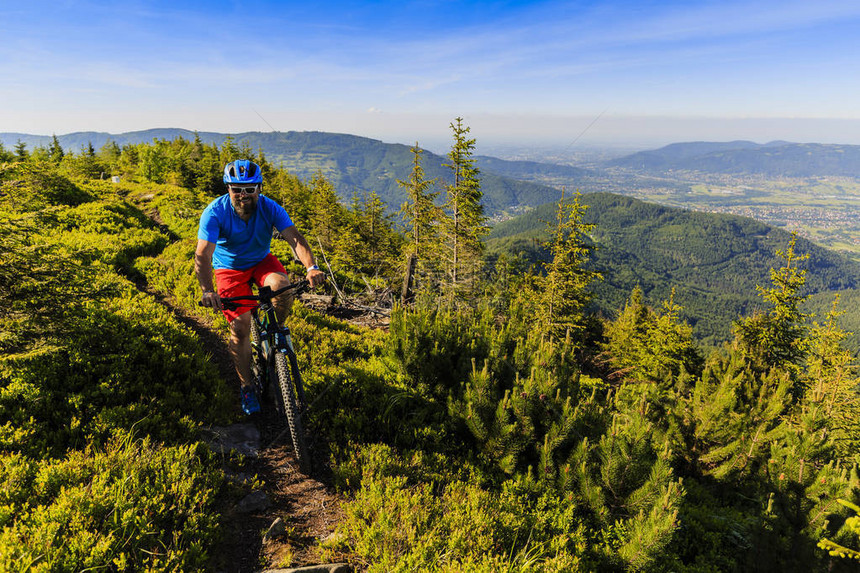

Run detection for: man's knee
[[263, 272, 290, 289], [229, 313, 252, 343], [264, 272, 295, 311]]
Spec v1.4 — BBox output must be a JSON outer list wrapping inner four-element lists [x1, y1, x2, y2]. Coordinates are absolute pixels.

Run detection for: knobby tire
[[249, 320, 267, 404], [274, 352, 311, 473], [287, 348, 307, 407]]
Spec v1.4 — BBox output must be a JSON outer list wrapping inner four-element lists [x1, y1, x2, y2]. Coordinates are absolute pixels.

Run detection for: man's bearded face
[[229, 185, 260, 215]]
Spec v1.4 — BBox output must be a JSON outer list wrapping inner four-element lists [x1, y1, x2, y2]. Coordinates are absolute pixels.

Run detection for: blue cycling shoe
[[241, 386, 261, 415]]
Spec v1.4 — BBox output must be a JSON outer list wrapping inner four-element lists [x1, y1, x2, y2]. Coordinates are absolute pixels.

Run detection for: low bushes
[[0, 432, 226, 572]]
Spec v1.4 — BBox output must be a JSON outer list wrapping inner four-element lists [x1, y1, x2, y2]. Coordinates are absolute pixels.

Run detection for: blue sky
[[3, 0, 860, 148]]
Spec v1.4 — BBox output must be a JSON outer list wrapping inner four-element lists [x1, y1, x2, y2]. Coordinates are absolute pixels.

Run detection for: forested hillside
[[2, 132, 860, 572], [488, 193, 860, 345], [0, 129, 563, 217]]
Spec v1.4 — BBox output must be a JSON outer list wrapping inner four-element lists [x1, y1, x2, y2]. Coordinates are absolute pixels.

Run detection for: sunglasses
[[229, 185, 259, 195]]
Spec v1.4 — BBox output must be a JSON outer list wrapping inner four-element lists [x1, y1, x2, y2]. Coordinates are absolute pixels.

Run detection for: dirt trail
[[141, 286, 352, 571], [134, 205, 355, 571]]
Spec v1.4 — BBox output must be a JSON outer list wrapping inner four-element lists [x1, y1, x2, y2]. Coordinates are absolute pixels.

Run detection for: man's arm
[[278, 225, 326, 288], [195, 239, 222, 309]]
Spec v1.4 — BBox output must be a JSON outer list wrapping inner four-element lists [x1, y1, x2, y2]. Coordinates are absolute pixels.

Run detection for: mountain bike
[[218, 281, 312, 473]]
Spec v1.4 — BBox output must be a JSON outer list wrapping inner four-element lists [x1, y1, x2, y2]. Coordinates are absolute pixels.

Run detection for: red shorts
[[215, 253, 287, 322]]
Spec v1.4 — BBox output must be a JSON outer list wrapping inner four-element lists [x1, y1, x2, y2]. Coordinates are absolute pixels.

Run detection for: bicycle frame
[[249, 285, 306, 406]]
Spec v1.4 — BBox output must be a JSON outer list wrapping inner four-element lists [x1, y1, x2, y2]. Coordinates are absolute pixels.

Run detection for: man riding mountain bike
[[195, 159, 326, 415]]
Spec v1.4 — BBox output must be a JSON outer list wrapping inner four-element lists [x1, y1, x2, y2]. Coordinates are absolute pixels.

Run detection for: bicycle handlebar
[[198, 280, 310, 311]]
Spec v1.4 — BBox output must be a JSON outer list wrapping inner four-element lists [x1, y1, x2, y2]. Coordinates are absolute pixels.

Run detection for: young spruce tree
[[398, 143, 441, 290], [538, 190, 600, 344], [440, 118, 487, 303]]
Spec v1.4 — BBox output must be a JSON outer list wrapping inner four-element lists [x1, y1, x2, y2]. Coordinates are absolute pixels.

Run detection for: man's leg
[[228, 312, 254, 389], [228, 311, 261, 415], [262, 271, 295, 323], [253, 254, 294, 323]]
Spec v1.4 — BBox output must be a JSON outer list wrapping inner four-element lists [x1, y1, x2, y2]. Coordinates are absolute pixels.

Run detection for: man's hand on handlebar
[[306, 268, 326, 288], [200, 290, 223, 310]]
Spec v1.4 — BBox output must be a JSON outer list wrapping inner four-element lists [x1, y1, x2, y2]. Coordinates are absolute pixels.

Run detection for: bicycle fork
[[256, 319, 306, 410]]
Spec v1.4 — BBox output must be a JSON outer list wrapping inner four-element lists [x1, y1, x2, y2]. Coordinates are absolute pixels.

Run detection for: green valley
[[487, 192, 860, 347]]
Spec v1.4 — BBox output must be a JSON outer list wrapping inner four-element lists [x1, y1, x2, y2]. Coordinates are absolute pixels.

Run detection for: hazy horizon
[[5, 115, 860, 157]]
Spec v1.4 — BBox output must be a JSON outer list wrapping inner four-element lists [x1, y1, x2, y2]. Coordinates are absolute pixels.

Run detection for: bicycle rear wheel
[[274, 352, 311, 473]]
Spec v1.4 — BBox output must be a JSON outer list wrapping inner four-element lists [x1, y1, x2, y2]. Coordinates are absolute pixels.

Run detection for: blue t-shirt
[[197, 194, 294, 270]]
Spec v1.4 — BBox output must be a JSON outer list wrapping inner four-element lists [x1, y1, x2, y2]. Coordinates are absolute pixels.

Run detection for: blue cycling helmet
[[223, 159, 263, 185]]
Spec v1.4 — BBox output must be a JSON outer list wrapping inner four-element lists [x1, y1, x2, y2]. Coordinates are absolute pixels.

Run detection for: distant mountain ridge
[[608, 140, 860, 177], [0, 129, 225, 153], [0, 129, 566, 216]]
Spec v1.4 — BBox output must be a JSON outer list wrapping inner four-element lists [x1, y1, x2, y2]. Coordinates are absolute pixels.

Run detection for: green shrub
[[0, 161, 92, 212], [0, 286, 232, 456], [326, 443, 592, 572], [49, 199, 169, 272], [135, 238, 215, 325], [0, 432, 225, 572]]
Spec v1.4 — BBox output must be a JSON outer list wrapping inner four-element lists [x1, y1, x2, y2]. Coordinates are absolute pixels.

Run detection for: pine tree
[[538, 190, 600, 344], [219, 135, 240, 165], [440, 118, 487, 302], [137, 141, 169, 183], [336, 191, 400, 278], [398, 143, 442, 296], [399, 144, 440, 258], [14, 140, 28, 161], [192, 135, 222, 195], [735, 233, 810, 378], [308, 171, 346, 262], [604, 286, 702, 384], [819, 499, 860, 561], [802, 298, 860, 458], [452, 331, 584, 475], [686, 237, 859, 570], [0, 142, 13, 163], [66, 142, 103, 180], [98, 140, 121, 173], [48, 135, 64, 163], [117, 143, 140, 179]]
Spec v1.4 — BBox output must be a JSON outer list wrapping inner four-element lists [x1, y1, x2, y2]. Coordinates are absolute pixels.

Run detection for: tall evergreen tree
[[538, 190, 600, 343], [219, 135, 240, 166], [398, 143, 440, 261], [98, 140, 121, 171], [440, 118, 487, 301], [0, 142, 13, 163], [398, 143, 441, 293], [802, 299, 860, 458], [14, 140, 28, 161], [308, 171, 345, 260], [603, 286, 702, 384], [48, 135, 64, 163], [735, 233, 810, 378], [357, 191, 396, 270]]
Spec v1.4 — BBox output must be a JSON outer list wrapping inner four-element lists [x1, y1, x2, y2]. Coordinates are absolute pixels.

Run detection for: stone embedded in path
[[201, 423, 261, 458], [236, 490, 270, 513], [263, 517, 287, 542]]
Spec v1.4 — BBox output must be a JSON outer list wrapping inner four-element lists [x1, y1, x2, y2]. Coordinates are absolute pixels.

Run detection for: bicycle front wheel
[[274, 352, 311, 473], [250, 319, 267, 402]]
